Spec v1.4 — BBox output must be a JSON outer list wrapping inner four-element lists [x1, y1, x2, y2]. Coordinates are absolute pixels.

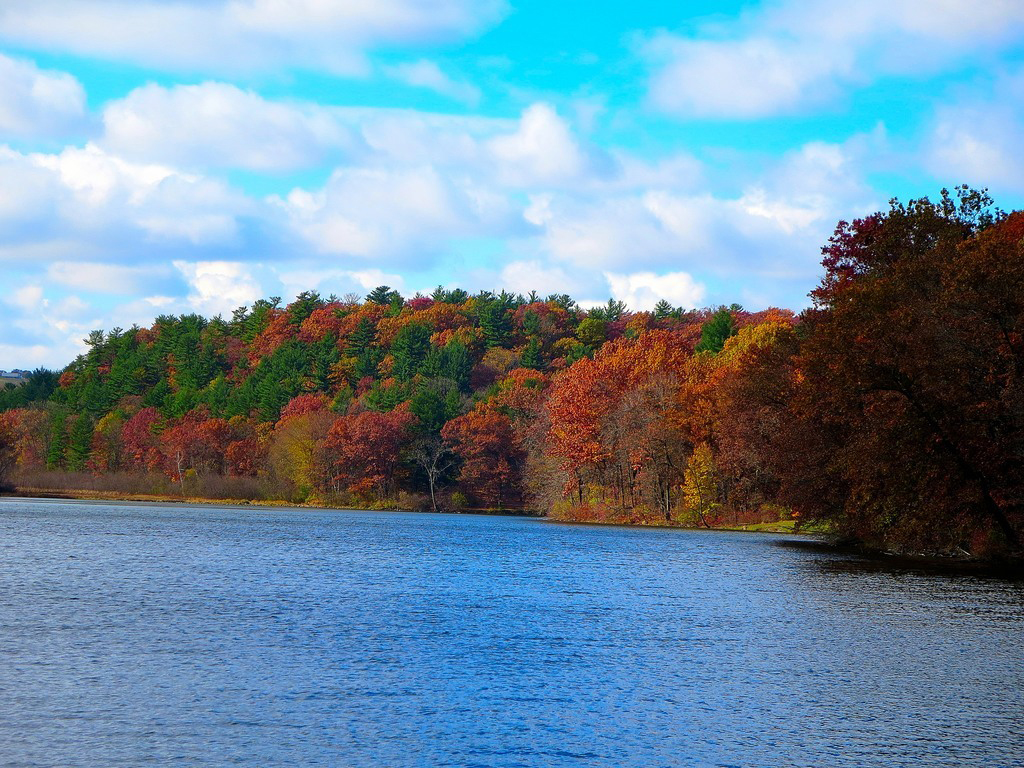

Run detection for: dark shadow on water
[[775, 537, 1024, 582]]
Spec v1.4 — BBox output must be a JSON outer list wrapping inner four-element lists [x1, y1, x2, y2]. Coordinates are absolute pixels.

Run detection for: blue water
[[0, 499, 1022, 767]]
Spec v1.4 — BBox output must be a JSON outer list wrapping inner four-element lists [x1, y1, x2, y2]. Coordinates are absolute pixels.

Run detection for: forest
[[0, 188, 1021, 558]]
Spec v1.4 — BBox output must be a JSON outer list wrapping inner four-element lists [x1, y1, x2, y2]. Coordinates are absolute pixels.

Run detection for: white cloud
[[498, 259, 596, 299], [648, 36, 844, 118], [925, 72, 1024, 195], [174, 261, 263, 317], [7, 284, 45, 312], [102, 82, 355, 172], [274, 164, 518, 262], [0, 0, 508, 76], [275, 266, 406, 299], [524, 134, 877, 309], [604, 271, 705, 311], [646, 0, 1024, 118], [0, 53, 86, 138], [2, 142, 251, 247], [386, 60, 481, 105], [489, 103, 590, 186], [47, 261, 178, 295], [0, 94, 889, 366], [0, 147, 61, 235], [1, 281, 102, 367]]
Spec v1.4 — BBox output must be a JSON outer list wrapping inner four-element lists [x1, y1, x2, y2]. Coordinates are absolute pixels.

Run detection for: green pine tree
[[520, 337, 544, 370], [47, 414, 68, 470], [66, 413, 94, 471], [695, 308, 738, 354]]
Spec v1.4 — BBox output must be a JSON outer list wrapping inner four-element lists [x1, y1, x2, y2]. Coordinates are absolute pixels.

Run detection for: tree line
[[0, 188, 1020, 557]]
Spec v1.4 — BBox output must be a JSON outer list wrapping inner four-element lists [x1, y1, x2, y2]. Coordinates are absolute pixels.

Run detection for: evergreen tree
[[366, 285, 402, 305], [391, 323, 433, 381], [442, 341, 472, 392], [420, 341, 472, 391], [243, 297, 281, 342], [695, 308, 738, 354], [522, 309, 541, 337], [288, 291, 324, 326], [66, 413, 93, 471], [410, 379, 461, 434], [654, 299, 674, 319], [588, 298, 627, 322], [478, 298, 514, 348], [47, 414, 68, 470], [431, 286, 469, 304], [520, 337, 544, 370], [546, 293, 578, 313], [347, 318, 383, 381]]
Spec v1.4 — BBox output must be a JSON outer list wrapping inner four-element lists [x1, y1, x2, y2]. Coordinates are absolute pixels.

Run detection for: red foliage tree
[[159, 409, 235, 481], [121, 407, 164, 472], [323, 405, 417, 499], [789, 190, 1023, 553], [442, 407, 525, 507]]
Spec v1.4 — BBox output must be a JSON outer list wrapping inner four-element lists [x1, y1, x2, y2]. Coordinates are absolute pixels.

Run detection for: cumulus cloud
[[646, 0, 1024, 118], [604, 271, 705, 311], [0, 0, 508, 76], [647, 36, 845, 118], [498, 259, 599, 300], [0, 53, 86, 139], [386, 60, 481, 105], [489, 103, 591, 186], [0, 93, 886, 365], [102, 83, 356, 172], [524, 133, 878, 310], [47, 261, 182, 296], [925, 72, 1024, 195], [274, 164, 519, 262], [0, 143, 252, 250], [174, 261, 263, 317], [1, 281, 102, 367]]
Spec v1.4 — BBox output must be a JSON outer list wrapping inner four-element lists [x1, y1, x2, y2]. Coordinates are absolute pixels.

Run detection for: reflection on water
[[0, 498, 1021, 767]]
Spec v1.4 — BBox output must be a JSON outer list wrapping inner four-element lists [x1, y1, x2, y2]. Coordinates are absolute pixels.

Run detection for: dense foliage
[[1, 189, 1021, 557]]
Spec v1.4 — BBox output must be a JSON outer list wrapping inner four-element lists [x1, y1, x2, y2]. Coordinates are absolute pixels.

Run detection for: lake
[[0, 498, 1021, 767]]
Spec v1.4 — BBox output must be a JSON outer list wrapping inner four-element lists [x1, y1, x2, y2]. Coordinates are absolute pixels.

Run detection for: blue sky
[[1, 0, 1023, 368]]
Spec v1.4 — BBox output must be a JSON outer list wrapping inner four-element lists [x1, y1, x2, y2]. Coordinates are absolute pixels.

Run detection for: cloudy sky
[[1, 0, 1023, 368]]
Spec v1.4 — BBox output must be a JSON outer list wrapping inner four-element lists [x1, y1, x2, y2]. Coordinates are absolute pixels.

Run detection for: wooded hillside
[[1, 189, 1021, 557]]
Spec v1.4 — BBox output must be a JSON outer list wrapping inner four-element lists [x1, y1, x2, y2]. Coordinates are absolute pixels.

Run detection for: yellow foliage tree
[[682, 442, 719, 527]]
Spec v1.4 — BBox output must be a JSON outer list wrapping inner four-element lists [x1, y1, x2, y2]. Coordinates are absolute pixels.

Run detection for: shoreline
[[4, 486, 817, 537], [6, 488, 1021, 573], [5, 487, 806, 533], [1, 487, 543, 518]]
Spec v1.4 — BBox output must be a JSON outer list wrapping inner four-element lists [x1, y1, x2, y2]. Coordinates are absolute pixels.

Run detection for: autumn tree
[[121, 407, 163, 472], [442, 408, 525, 508], [791, 188, 1022, 553], [88, 412, 126, 473], [682, 443, 719, 527], [0, 412, 18, 490], [324, 405, 417, 500]]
